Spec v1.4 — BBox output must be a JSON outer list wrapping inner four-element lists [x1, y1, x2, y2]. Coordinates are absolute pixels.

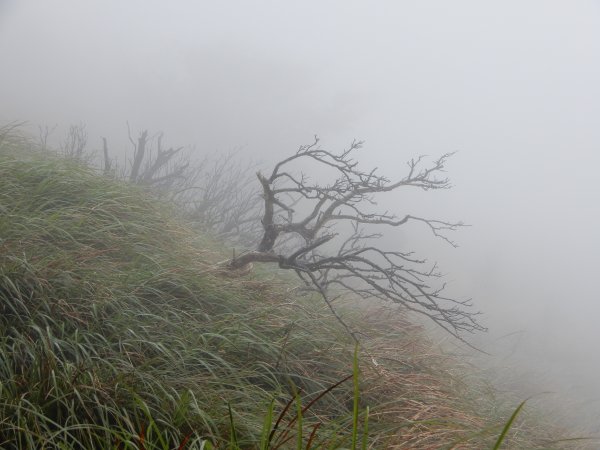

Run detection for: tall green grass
[[0, 129, 589, 449], [0, 132, 368, 448]]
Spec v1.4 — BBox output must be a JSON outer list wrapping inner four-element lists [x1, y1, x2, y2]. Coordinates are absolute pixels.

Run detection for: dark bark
[[227, 138, 484, 339]]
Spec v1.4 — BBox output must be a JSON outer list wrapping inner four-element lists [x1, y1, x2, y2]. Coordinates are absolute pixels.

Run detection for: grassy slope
[[0, 134, 584, 449]]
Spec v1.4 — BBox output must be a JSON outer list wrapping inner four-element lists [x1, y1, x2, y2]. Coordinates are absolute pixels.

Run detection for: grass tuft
[[0, 127, 589, 449]]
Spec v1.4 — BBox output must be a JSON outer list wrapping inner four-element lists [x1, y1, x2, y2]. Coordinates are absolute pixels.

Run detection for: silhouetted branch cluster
[[175, 152, 263, 246], [31, 121, 481, 338], [35, 122, 262, 247], [60, 123, 88, 160], [108, 124, 264, 246], [229, 137, 484, 338], [126, 125, 190, 191], [109, 126, 262, 246]]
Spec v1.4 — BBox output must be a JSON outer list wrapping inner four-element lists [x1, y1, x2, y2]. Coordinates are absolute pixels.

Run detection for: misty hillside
[[0, 134, 586, 449], [3, 0, 600, 431]]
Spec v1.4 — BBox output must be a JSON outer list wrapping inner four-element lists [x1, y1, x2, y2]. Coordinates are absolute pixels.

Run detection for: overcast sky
[[2, 0, 600, 426]]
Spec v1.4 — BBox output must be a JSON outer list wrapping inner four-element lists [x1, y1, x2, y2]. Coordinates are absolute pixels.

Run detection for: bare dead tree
[[126, 125, 190, 190], [176, 152, 263, 246], [228, 137, 485, 340], [60, 123, 88, 160], [18, 121, 262, 245], [105, 125, 262, 246], [101, 137, 113, 176], [38, 124, 57, 152]]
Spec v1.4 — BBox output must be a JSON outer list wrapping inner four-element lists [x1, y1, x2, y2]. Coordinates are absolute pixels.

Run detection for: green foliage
[[0, 130, 587, 449], [0, 133, 365, 448]]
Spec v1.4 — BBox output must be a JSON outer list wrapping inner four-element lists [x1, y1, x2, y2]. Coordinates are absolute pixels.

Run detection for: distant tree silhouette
[[104, 125, 263, 246], [38, 123, 482, 340]]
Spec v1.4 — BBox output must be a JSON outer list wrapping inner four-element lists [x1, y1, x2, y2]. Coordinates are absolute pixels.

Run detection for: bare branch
[[228, 138, 483, 339], [101, 137, 112, 176], [129, 129, 148, 183], [38, 124, 57, 151], [60, 123, 88, 160]]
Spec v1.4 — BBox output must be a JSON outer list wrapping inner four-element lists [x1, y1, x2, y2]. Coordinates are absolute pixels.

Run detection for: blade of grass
[[228, 403, 238, 450], [361, 406, 369, 450], [305, 423, 321, 450], [351, 343, 360, 450], [259, 399, 275, 450], [269, 392, 297, 448], [296, 393, 303, 450], [492, 400, 526, 450]]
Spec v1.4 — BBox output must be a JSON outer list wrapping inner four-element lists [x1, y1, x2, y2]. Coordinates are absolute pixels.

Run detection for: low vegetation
[[0, 129, 588, 448]]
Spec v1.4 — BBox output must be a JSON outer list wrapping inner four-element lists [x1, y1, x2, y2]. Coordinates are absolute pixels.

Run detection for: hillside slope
[[0, 134, 582, 449]]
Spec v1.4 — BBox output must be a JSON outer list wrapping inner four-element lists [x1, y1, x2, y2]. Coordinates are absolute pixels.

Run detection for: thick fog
[[2, 0, 600, 427]]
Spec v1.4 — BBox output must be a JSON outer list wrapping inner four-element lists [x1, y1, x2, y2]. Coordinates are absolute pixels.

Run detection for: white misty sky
[[2, 0, 600, 423]]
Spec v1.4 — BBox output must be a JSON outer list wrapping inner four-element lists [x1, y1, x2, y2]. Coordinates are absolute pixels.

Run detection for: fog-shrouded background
[[2, 0, 600, 428]]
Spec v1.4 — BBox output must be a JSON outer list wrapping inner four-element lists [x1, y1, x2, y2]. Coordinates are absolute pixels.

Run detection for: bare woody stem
[[229, 138, 484, 339]]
